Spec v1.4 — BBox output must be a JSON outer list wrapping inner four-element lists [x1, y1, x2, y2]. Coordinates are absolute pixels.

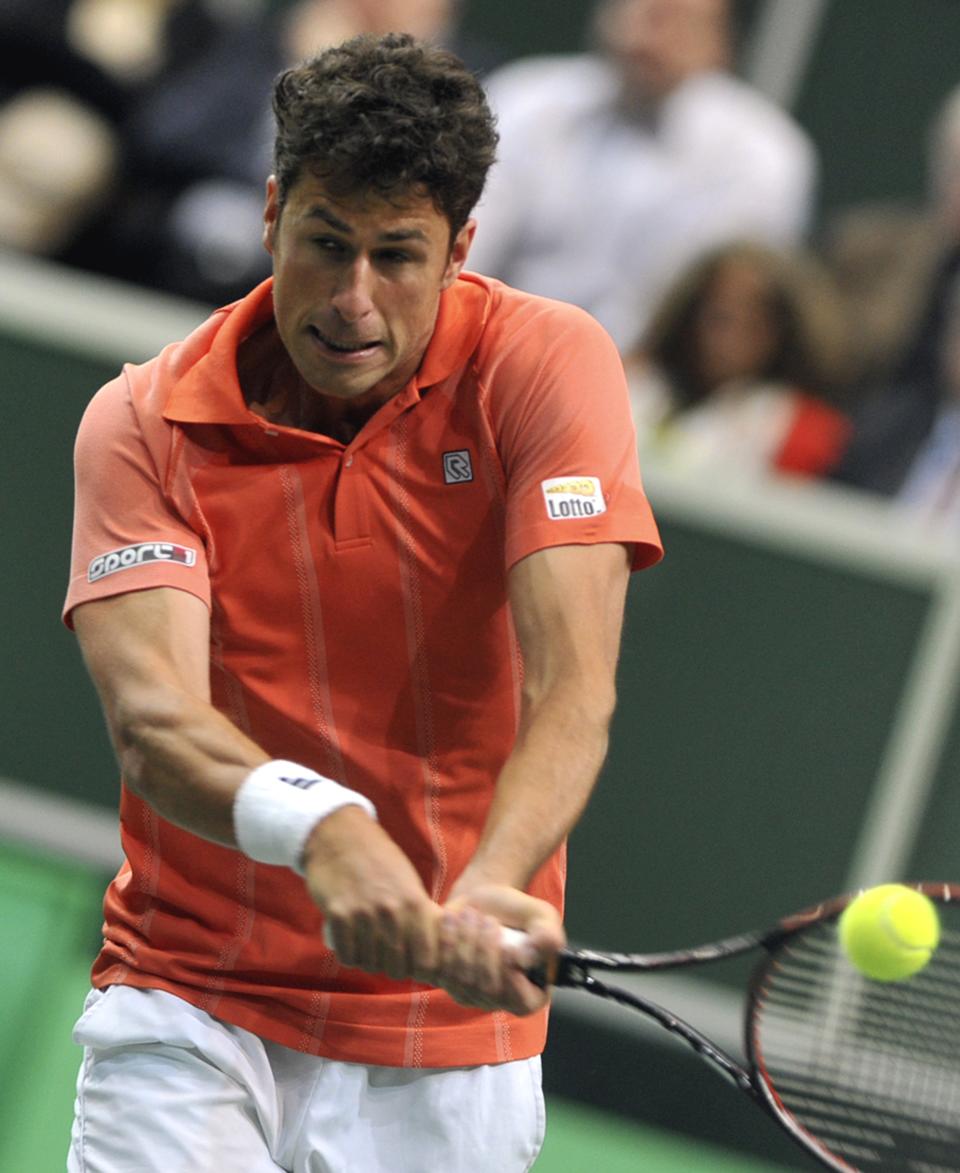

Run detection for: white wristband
[[233, 759, 377, 874]]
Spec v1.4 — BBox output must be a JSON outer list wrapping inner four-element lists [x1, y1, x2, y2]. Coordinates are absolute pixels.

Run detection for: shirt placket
[[330, 382, 425, 550], [333, 443, 372, 549]]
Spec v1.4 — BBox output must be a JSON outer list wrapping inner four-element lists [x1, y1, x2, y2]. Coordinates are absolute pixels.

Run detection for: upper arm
[[507, 542, 631, 712], [64, 376, 211, 626], [73, 586, 211, 741], [483, 302, 663, 575]]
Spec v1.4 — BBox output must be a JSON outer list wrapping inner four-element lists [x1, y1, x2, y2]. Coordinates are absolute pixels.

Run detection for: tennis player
[[63, 32, 663, 1172]]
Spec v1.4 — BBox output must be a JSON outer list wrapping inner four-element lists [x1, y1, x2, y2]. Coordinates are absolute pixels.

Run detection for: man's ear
[[263, 175, 280, 256], [442, 218, 478, 289]]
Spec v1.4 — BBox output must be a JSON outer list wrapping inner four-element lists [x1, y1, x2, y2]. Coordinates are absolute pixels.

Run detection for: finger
[[438, 907, 472, 981], [438, 908, 481, 1000], [323, 917, 353, 963], [345, 913, 380, 972], [500, 967, 551, 1016], [474, 914, 505, 997], [409, 913, 440, 983], [376, 929, 406, 980], [439, 910, 507, 1006], [376, 902, 444, 983]]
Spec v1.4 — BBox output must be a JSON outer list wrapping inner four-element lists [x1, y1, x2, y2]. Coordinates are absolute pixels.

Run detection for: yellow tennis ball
[[838, 884, 939, 981]]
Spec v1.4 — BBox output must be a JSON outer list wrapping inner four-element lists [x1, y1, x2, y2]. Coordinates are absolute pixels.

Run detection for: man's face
[[598, 0, 729, 103], [263, 173, 474, 409]]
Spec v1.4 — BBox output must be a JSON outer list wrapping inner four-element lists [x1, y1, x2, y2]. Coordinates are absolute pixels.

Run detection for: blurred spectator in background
[[625, 240, 852, 478], [0, 0, 120, 257], [83, 0, 502, 303], [0, 0, 237, 261], [832, 274, 960, 534], [824, 81, 960, 397], [63, 0, 229, 88], [467, 0, 818, 351], [0, 87, 119, 256], [0, 0, 224, 259]]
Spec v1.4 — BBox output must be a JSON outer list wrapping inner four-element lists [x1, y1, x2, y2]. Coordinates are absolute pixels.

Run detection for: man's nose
[[331, 257, 376, 322]]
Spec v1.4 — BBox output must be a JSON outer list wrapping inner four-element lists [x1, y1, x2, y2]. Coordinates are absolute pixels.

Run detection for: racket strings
[[762, 932, 960, 1065], [751, 918, 960, 1170], [765, 977, 960, 1065]]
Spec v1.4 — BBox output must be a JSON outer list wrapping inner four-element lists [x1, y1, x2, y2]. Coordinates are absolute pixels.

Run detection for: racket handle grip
[[500, 926, 557, 988]]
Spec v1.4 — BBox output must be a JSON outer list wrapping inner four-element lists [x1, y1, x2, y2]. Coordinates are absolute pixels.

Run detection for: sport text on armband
[[87, 542, 197, 582]]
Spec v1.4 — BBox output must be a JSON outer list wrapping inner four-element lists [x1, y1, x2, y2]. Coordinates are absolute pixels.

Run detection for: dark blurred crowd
[[5, 0, 960, 533], [0, 0, 502, 299]]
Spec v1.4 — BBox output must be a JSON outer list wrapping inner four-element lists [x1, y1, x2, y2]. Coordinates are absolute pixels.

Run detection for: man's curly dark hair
[[272, 33, 498, 240]]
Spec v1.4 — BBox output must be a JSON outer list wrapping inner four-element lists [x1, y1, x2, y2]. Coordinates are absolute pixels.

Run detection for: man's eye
[[312, 237, 344, 252], [379, 250, 411, 264]]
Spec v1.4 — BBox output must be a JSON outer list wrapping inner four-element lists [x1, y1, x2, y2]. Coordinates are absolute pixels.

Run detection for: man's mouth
[[309, 326, 381, 355]]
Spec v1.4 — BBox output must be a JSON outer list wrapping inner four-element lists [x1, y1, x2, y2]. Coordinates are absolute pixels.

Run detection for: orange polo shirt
[[64, 273, 662, 1067]]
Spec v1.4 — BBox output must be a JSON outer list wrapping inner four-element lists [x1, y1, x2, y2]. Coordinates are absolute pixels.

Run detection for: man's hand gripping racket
[[505, 882, 960, 1173]]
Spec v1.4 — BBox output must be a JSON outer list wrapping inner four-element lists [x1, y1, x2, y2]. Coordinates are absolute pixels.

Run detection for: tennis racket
[[516, 882, 960, 1172]]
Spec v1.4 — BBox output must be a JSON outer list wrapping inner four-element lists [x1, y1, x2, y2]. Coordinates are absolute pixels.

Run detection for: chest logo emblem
[[442, 449, 474, 484]]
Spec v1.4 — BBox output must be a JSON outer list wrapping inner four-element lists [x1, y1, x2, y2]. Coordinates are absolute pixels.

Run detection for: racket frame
[[543, 884, 960, 1172]]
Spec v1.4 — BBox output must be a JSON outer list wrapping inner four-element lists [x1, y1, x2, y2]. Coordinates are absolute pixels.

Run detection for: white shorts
[[68, 986, 545, 1173]]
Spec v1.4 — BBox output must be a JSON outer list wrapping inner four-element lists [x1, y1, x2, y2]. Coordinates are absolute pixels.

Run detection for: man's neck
[[238, 322, 394, 441]]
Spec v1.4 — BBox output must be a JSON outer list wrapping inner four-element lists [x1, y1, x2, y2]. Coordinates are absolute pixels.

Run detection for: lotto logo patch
[[541, 476, 607, 520], [87, 542, 197, 582]]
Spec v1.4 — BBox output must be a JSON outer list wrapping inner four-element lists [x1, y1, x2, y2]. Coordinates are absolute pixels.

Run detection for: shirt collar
[[162, 280, 273, 425], [417, 270, 490, 389], [162, 274, 491, 426]]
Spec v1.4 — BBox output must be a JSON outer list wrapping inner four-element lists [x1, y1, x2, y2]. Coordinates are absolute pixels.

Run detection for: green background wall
[[794, 0, 960, 219], [2, 331, 119, 803]]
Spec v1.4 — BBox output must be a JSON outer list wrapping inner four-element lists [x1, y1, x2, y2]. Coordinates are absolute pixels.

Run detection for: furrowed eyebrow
[[302, 206, 429, 244], [379, 228, 429, 244], [303, 206, 352, 233]]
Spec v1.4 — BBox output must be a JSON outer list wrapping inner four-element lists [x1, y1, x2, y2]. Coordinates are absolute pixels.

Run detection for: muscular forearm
[[436, 678, 609, 1016], [451, 543, 629, 900], [74, 590, 267, 846], [455, 677, 615, 894], [112, 685, 268, 845], [435, 671, 613, 1016]]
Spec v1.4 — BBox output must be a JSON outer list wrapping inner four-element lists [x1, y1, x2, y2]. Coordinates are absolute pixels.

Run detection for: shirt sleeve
[[63, 371, 211, 627], [483, 296, 663, 572]]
